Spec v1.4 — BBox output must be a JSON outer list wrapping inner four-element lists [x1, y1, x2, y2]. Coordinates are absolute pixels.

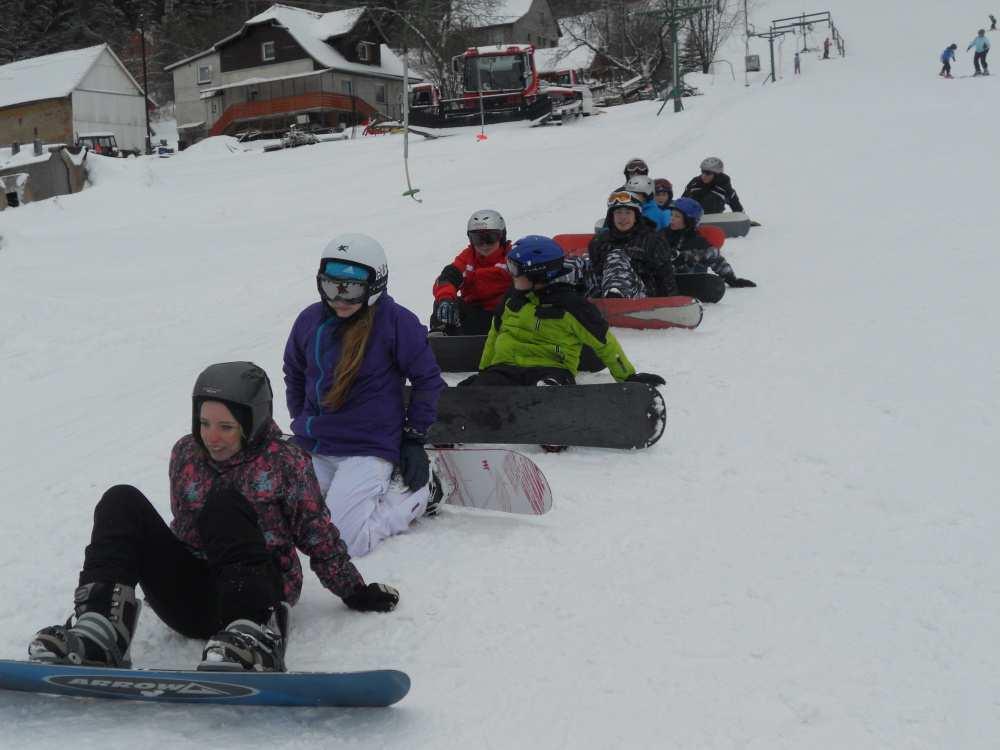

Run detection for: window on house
[[197, 64, 212, 84], [262, 41, 275, 61], [375, 83, 386, 103], [341, 80, 353, 94], [211, 102, 218, 114], [357, 42, 371, 62]]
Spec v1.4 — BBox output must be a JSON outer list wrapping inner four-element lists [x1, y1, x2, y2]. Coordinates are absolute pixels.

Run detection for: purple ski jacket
[[283, 295, 444, 463]]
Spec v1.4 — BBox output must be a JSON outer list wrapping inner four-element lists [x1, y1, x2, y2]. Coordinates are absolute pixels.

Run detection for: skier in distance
[[968, 29, 991, 75]]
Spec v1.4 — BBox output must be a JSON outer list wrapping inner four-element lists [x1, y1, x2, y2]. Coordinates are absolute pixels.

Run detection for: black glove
[[398, 428, 430, 492], [435, 299, 462, 327], [343, 582, 399, 613], [726, 277, 757, 288], [627, 372, 666, 387]]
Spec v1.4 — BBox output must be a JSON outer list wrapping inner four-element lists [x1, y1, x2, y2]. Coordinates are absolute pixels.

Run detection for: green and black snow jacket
[[479, 285, 636, 380]]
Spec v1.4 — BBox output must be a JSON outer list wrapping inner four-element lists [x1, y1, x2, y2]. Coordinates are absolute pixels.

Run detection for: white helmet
[[467, 209, 507, 241], [700, 156, 724, 174], [625, 175, 654, 197], [318, 233, 389, 305]]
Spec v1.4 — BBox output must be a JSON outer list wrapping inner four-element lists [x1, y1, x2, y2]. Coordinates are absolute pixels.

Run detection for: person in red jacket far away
[[430, 209, 513, 336]]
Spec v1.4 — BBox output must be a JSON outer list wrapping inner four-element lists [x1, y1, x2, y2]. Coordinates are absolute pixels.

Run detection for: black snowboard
[[675, 273, 726, 303], [424, 383, 666, 449], [429, 336, 606, 373]]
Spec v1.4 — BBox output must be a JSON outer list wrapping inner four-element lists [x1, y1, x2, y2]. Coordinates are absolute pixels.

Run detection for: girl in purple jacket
[[283, 234, 445, 557]]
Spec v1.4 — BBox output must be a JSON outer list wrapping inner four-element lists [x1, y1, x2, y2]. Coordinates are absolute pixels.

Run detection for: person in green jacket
[[464, 235, 665, 388]]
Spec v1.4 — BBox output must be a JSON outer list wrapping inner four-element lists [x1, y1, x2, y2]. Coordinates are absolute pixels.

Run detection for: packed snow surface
[[1, 1, 997, 747]]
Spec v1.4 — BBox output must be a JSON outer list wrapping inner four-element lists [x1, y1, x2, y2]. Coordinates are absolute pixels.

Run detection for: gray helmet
[[625, 174, 654, 198], [467, 209, 507, 242], [192, 361, 273, 447], [700, 156, 724, 174]]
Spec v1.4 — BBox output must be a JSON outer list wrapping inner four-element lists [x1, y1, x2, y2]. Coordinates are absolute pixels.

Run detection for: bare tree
[[558, 2, 674, 83], [361, 0, 508, 97], [683, 0, 741, 74]]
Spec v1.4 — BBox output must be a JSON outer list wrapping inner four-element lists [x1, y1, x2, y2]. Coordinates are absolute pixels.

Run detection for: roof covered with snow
[[0, 45, 105, 110], [533, 44, 596, 74], [218, 4, 407, 79], [474, 0, 536, 26]]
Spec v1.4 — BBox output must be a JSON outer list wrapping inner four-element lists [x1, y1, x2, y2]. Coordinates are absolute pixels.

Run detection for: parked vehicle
[[408, 44, 591, 127], [76, 132, 139, 158]]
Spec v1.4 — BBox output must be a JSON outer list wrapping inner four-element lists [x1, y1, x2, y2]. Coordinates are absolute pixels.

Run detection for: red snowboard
[[590, 297, 703, 330]]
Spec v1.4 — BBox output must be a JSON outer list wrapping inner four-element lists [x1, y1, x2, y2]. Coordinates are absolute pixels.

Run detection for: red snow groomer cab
[[410, 45, 565, 127]]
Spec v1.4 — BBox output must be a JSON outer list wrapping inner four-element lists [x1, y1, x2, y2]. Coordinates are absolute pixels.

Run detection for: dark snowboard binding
[[199, 602, 290, 673], [29, 582, 141, 668]]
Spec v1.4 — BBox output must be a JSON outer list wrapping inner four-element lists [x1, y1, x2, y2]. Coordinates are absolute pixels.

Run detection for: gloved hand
[[398, 429, 430, 492], [343, 582, 399, 613], [435, 299, 462, 327], [726, 277, 757, 288], [627, 372, 666, 387]]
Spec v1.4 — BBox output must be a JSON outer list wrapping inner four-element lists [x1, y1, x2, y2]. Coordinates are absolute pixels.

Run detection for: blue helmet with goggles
[[317, 233, 389, 306], [506, 235, 566, 283]]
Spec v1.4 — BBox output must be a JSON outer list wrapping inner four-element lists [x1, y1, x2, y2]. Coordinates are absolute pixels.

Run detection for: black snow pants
[[461, 364, 575, 387], [940, 60, 951, 76], [80, 484, 283, 639], [430, 299, 497, 336], [974, 50, 989, 74]]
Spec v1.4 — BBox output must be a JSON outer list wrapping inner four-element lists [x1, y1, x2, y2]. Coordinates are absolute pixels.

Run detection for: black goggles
[[701, 170, 717, 177], [506, 258, 532, 277], [469, 230, 502, 245], [626, 165, 648, 176], [318, 275, 368, 303]]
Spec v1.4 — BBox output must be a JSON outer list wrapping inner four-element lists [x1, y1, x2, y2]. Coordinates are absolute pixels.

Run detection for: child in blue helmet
[[464, 235, 664, 388], [940, 43, 957, 78], [663, 198, 756, 288]]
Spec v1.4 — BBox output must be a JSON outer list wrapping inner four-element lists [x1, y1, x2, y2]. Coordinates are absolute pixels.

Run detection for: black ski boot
[[199, 603, 290, 672], [424, 469, 445, 517], [29, 582, 141, 667]]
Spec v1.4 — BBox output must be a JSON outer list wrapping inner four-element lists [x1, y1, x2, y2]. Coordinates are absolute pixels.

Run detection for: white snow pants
[[311, 454, 429, 557]]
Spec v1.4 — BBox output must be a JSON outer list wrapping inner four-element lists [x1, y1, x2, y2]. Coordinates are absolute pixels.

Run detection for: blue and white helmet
[[318, 233, 389, 305]]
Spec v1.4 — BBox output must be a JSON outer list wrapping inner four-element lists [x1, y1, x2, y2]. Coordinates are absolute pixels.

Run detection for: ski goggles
[[625, 165, 648, 176], [506, 257, 531, 277], [318, 261, 369, 303], [318, 276, 368, 303], [607, 191, 639, 207], [700, 170, 718, 177], [468, 230, 502, 245]]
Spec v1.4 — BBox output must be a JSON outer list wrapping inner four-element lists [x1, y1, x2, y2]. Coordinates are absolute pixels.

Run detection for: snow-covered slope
[[1, 1, 997, 747]]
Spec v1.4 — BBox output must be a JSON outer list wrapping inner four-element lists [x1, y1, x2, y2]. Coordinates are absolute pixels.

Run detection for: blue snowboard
[[0, 659, 409, 707]]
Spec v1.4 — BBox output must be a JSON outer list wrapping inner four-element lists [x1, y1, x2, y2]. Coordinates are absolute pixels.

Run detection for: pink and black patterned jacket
[[168, 419, 364, 605]]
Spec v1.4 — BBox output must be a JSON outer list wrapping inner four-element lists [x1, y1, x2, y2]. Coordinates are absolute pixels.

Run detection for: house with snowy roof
[[165, 4, 415, 145], [465, 0, 560, 49], [0, 44, 149, 153]]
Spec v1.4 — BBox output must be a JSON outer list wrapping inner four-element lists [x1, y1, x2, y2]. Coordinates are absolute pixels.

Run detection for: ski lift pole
[[401, 48, 421, 202], [477, 62, 487, 141]]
